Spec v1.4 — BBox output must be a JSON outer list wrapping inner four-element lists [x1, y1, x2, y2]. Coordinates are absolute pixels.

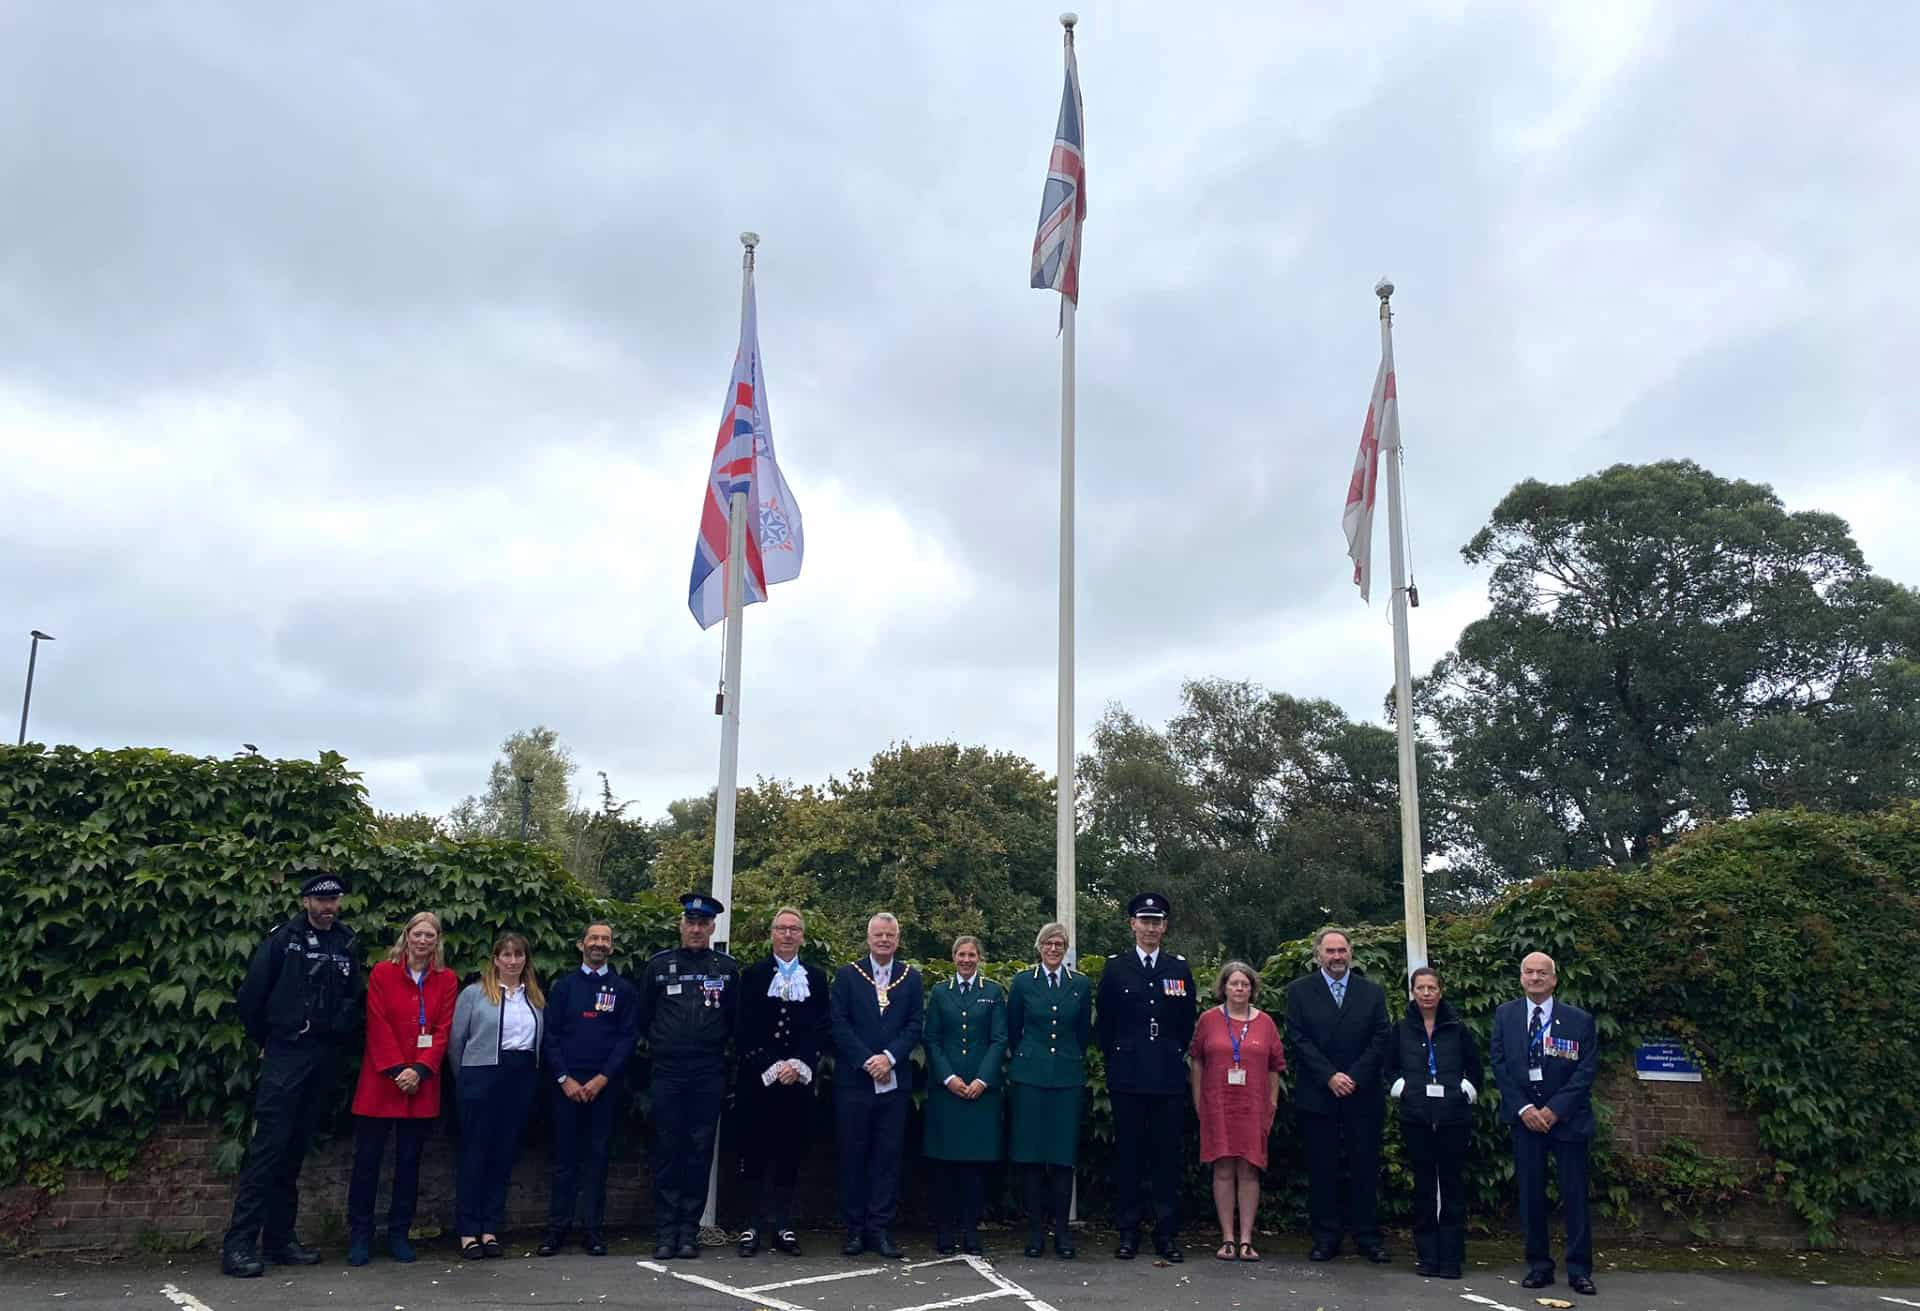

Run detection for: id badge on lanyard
[[1225, 1010, 1249, 1085], [414, 973, 434, 1049]]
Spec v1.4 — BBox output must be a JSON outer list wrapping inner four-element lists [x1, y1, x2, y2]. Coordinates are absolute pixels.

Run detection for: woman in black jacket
[[1389, 966, 1483, 1280]]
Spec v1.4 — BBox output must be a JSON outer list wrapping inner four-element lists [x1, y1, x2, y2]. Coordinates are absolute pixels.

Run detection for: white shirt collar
[[581, 963, 609, 978], [1525, 996, 1555, 1026], [1322, 968, 1348, 991], [870, 957, 892, 981], [1136, 947, 1157, 968]]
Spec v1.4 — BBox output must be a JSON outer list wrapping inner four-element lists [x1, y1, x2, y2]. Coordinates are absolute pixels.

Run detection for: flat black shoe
[[1114, 1239, 1137, 1260], [461, 1241, 485, 1260], [1056, 1241, 1076, 1259], [221, 1250, 264, 1279], [1362, 1246, 1391, 1264], [1438, 1268, 1462, 1280], [676, 1243, 699, 1260], [1414, 1263, 1436, 1276], [583, 1234, 607, 1257], [482, 1239, 502, 1259], [536, 1233, 565, 1257], [773, 1230, 802, 1256], [654, 1241, 676, 1260], [842, 1232, 864, 1257], [1309, 1244, 1338, 1261], [266, 1241, 321, 1265], [1024, 1239, 1046, 1258], [1158, 1243, 1183, 1263], [935, 1237, 957, 1256], [963, 1235, 983, 1256], [873, 1233, 906, 1260], [1569, 1275, 1597, 1296], [1521, 1272, 1553, 1289], [738, 1229, 760, 1257]]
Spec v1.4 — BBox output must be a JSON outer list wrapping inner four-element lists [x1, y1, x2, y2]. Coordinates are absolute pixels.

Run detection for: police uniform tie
[[1047, 971, 1058, 990]]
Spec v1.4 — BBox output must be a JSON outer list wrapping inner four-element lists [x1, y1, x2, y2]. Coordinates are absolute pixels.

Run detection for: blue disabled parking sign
[[1635, 1039, 1703, 1082]]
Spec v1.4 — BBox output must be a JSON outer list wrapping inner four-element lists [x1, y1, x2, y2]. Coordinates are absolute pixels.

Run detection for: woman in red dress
[[1189, 960, 1285, 1262], [347, 911, 458, 1266]]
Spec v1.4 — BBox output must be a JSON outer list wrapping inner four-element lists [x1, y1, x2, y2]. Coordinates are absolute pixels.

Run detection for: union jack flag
[[1030, 33, 1085, 304], [688, 276, 803, 629]]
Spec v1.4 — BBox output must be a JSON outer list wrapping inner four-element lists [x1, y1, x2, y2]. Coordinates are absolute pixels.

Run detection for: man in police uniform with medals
[[828, 911, 924, 1259], [638, 892, 741, 1261], [221, 873, 362, 1278], [1094, 892, 1197, 1262], [733, 906, 829, 1258]]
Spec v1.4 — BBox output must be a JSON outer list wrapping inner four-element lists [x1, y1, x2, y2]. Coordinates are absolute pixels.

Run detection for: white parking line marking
[[642, 1253, 1055, 1311], [159, 1286, 216, 1311], [1460, 1294, 1528, 1311], [1878, 1298, 1920, 1307], [636, 1260, 815, 1311], [887, 1291, 1020, 1311]]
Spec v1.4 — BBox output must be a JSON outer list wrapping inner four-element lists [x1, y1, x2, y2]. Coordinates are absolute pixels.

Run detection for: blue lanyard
[[411, 969, 428, 1028], [1224, 1008, 1249, 1065], [1425, 1032, 1438, 1080]]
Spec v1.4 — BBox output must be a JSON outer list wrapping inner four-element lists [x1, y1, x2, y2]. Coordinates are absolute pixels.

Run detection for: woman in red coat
[[347, 911, 457, 1266], [1189, 960, 1285, 1262]]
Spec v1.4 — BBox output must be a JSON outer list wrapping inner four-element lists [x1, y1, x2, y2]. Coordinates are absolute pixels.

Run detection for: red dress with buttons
[[352, 960, 458, 1118]]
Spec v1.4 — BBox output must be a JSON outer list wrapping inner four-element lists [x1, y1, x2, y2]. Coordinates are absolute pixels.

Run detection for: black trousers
[[835, 1092, 908, 1236], [1403, 1119, 1470, 1271], [222, 1041, 338, 1256], [650, 1061, 726, 1240], [1109, 1091, 1183, 1244], [547, 1078, 621, 1235], [932, 1160, 988, 1243], [347, 1115, 433, 1238], [736, 1078, 812, 1231], [455, 1053, 537, 1236], [1022, 1163, 1073, 1243], [1296, 1102, 1385, 1251], [1512, 1127, 1592, 1280]]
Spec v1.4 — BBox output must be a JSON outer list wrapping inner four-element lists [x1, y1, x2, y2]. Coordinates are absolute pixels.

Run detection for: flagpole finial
[[1374, 276, 1394, 302], [1060, 12, 1077, 29], [741, 231, 760, 250]]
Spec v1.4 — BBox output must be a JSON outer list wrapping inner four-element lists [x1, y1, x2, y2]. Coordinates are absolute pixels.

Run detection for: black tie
[[1528, 1006, 1544, 1062], [1048, 972, 1058, 990]]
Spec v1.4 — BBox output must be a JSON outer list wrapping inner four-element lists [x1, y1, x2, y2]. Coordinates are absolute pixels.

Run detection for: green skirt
[[1007, 1081, 1083, 1167]]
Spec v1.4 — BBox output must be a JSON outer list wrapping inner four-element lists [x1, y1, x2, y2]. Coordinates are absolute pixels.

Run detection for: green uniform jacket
[[1006, 964, 1091, 1165], [923, 974, 1007, 1162]]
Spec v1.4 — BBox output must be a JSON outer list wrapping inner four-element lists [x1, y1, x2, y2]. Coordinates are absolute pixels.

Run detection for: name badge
[[1528, 1066, 1544, 1082], [1227, 1067, 1247, 1086], [666, 984, 683, 996], [1425, 1082, 1445, 1098], [416, 1034, 434, 1049]]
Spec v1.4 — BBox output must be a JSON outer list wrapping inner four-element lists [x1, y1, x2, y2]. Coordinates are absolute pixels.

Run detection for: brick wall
[[1598, 1065, 1769, 1173]]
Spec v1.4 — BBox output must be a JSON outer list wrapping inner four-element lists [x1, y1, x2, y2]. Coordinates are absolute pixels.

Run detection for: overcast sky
[[3, 1, 1915, 821]]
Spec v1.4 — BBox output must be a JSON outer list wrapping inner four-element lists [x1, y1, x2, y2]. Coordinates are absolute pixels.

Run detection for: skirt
[[1007, 1082, 1082, 1167]]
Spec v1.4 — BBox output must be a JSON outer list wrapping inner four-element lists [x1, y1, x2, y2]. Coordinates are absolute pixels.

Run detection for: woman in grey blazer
[[449, 931, 546, 1258]]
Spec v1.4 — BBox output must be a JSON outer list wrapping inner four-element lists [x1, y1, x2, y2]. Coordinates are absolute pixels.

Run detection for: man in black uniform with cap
[[1095, 892, 1197, 1262], [221, 874, 362, 1278], [733, 906, 828, 1258], [638, 892, 741, 1260]]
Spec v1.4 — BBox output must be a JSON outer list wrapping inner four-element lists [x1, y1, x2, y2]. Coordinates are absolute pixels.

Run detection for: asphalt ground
[[6, 1231, 1919, 1311]]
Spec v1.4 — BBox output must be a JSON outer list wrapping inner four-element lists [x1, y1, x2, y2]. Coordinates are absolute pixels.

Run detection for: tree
[[1419, 460, 1920, 879], [448, 726, 578, 850], [1080, 679, 1447, 960]]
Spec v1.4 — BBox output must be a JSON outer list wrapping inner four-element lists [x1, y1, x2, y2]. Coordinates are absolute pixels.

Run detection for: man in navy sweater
[[538, 921, 640, 1257]]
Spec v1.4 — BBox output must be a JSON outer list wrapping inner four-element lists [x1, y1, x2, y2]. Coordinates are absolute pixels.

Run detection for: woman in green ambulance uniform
[[1006, 921, 1092, 1259], [923, 934, 1007, 1255]]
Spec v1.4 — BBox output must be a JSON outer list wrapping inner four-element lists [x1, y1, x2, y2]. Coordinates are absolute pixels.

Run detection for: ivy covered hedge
[[3, 744, 1915, 1244]]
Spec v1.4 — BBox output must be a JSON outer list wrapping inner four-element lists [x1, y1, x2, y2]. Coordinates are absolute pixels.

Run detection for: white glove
[[1389, 1077, 1406, 1099], [1461, 1079, 1477, 1105]]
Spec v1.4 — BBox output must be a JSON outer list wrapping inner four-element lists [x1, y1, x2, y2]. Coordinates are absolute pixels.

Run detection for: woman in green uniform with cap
[[1006, 921, 1092, 1258], [923, 935, 1007, 1255]]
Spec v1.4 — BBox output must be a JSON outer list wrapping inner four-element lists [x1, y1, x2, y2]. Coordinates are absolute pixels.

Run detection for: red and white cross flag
[[1342, 333, 1398, 604]]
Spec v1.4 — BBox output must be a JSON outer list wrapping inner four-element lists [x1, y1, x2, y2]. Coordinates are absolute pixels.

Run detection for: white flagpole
[[1055, 11, 1078, 969], [1377, 276, 1429, 974], [702, 233, 756, 1232]]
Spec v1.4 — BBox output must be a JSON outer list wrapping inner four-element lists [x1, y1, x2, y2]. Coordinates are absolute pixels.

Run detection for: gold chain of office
[[851, 962, 913, 1012]]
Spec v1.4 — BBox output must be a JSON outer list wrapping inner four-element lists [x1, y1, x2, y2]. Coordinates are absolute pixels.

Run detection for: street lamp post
[[17, 631, 54, 747], [518, 776, 534, 841]]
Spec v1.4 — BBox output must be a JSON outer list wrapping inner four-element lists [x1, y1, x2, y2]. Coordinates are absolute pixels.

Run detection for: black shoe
[[872, 1232, 906, 1260], [1114, 1236, 1137, 1260], [842, 1231, 864, 1257], [536, 1232, 566, 1257], [773, 1230, 802, 1256], [1157, 1242, 1183, 1263], [482, 1239, 503, 1259], [461, 1241, 486, 1261], [221, 1249, 265, 1279], [677, 1243, 699, 1260], [935, 1234, 957, 1256], [1309, 1244, 1338, 1261], [1024, 1238, 1046, 1258], [1569, 1275, 1597, 1296], [1361, 1245, 1391, 1264], [583, 1233, 608, 1257], [1521, 1271, 1553, 1289], [1438, 1267, 1462, 1280], [1414, 1263, 1436, 1277], [1056, 1240, 1077, 1259], [738, 1229, 760, 1257], [266, 1241, 321, 1265], [963, 1233, 983, 1256], [654, 1240, 676, 1260]]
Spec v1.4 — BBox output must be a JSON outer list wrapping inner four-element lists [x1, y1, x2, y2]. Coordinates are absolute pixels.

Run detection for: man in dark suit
[[828, 911, 924, 1259], [1489, 951, 1599, 1297], [1283, 926, 1392, 1263], [1094, 892, 1198, 1262], [734, 906, 828, 1258]]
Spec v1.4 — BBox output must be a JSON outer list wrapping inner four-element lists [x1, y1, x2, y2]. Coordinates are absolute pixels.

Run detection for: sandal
[[459, 1239, 484, 1260], [1214, 1241, 1237, 1261], [481, 1238, 503, 1258], [1238, 1242, 1261, 1262]]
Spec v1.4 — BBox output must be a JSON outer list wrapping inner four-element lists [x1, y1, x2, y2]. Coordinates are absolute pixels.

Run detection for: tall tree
[[1419, 460, 1920, 878], [448, 725, 578, 850], [1081, 679, 1446, 960]]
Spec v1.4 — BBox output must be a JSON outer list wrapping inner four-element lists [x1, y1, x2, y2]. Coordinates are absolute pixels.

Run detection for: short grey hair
[[770, 906, 805, 929], [1034, 921, 1070, 954], [867, 911, 900, 930], [1313, 926, 1351, 950]]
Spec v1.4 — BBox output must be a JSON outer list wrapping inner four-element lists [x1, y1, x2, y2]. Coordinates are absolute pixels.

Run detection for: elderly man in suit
[[1283, 926, 1392, 1263], [1489, 951, 1600, 1297], [829, 911, 924, 1260]]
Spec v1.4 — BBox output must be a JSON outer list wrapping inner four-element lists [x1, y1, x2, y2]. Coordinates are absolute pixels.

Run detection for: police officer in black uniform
[[1094, 892, 1198, 1262], [221, 874, 362, 1278], [638, 892, 741, 1261]]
